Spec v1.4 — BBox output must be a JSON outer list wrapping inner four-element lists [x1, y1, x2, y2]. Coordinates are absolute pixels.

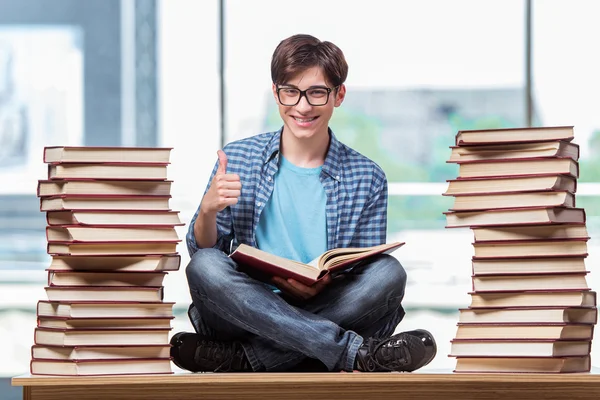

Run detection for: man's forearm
[[193, 209, 218, 249]]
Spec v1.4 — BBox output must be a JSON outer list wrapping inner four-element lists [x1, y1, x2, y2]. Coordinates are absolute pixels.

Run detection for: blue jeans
[[185, 248, 407, 372]]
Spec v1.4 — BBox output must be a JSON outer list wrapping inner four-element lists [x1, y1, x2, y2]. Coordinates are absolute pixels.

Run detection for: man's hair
[[271, 34, 348, 88]]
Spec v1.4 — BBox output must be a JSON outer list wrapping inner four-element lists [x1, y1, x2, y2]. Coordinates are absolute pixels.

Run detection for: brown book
[[445, 207, 586, 228], [472, 239, 588, 259], [469, 290, 596, 308], [450, 191, 574, 211], [31, 344, 171, 361], [46, 226, 180, 243], [454, 356, 591, 373], [449, 339, 591, 357], [472, 257, 587, 275], [44, 286, 164, 302], [43, 146, 172, 164], [454, 324, 594, 340], [46, 210, 184, 226], [458, 158, 578, 179], [48, 163, 169, 180], [455, 126, 574, 145], [230, 242, 404, 286], [448, 140, 579, 163], [48, 255, 181, 272], [472, 224, 589, 242], [37, 316, 174, 330], [47, 242, 179, 256], [40, 195, 171, 211], [30, 358, 172, 376], [37, 301, 174, 318], [47, 271, 167, 287], [444, 175, 577, 196], [472, 273, 590, 292], [34, 328, 171, 346], [37, 179, 173, 197], [458, 307, 598, 324]]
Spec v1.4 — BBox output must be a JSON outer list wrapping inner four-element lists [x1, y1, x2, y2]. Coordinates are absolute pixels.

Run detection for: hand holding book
[[272, 274, 332, 301]]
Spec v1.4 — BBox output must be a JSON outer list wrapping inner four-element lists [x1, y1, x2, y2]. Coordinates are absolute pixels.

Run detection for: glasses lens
[[279, 88, 300, 106], [306, 88, 329, 106]]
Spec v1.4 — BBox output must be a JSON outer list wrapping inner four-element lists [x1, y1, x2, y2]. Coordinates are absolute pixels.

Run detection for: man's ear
[[334, 84, 346, 107]]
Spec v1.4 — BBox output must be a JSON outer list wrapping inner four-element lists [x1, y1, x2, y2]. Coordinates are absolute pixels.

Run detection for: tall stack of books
[[444, 126, 598, 373], [30, 146, 184, 376]]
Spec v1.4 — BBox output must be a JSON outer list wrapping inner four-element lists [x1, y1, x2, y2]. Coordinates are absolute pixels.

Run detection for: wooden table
[[11, 370, 600, 400]]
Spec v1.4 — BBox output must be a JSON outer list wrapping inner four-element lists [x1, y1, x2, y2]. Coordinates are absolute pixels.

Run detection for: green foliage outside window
[[264, 107, 600, 231]]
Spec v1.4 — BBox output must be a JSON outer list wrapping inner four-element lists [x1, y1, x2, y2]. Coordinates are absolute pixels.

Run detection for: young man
[[170, 34, 436, 373]]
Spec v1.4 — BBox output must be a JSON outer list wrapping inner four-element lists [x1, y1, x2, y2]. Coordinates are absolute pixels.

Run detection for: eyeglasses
[[276, 85, 337, 106]]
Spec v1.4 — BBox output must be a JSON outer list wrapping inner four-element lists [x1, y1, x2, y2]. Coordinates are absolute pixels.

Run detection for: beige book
[[458, 307, 597, 324], [40, 196, 171, 211], [458, 158, 578, 179], [472, 273, 590, 292], [48, 255, 181, 272], [47, 271, 167, 287], [46, 226, 180, 243], [469, 290, 596, 308], [450, 339, 591, 357], [30, 358, 172, 376], [451, 191, 574, 211], [37, 317, 174, 330], [472, 239, 588, 258], [48, 163, 169, 180], [455, 126, 574, 145], [472, 257, 587, 275], [47, 242, 179, 256], [37, 179, 173, 197], [444, 175, 577, 196], [37, 301, 174, 318], [46, 210, 183, 226], [454, 356, 590, 373], [454, 324, 594, 340], [44, 286, 164, 302], [34, 328, 171, 346], [31, 344, 172, 361], [445, 207, 585, 228], [44, 146, 172, 163], [448, 140, 579, 162], [472, 224, 589, 242]]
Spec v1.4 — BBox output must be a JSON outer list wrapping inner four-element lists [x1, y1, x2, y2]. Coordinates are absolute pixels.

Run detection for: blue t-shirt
[[255, 156, 327, 264]]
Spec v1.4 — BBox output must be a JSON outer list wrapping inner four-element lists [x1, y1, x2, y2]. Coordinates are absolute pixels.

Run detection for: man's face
[[272, 66, 346, 141]]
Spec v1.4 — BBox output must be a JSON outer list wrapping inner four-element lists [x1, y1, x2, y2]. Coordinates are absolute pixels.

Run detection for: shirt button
[[267, 176, 272, 181], [257, 202, 263, 207]]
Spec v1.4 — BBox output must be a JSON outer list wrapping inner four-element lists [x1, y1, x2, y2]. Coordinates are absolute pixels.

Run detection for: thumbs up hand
[[200, 150, 242, 214]]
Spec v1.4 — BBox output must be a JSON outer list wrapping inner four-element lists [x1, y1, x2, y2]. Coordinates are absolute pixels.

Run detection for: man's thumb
[[216, 150, 228, 174]]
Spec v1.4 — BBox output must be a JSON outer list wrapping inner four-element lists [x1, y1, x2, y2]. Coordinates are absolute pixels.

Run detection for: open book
[[230, 242, 404, 285]]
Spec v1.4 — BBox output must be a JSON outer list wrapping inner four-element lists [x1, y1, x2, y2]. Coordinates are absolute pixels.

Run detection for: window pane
[[226, 0, 525, 185]]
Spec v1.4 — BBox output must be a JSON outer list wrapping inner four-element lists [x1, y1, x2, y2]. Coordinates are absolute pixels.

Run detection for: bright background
[[1, 1, 600, 396]]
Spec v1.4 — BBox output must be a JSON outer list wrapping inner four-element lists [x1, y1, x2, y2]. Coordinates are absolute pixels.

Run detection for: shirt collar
[[263, 127, 343, 182]]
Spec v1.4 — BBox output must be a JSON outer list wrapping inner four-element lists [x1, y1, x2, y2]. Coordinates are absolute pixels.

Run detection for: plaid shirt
[[186, 128, 388, 257]]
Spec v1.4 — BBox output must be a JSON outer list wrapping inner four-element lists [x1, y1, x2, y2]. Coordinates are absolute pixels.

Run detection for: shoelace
[[363, 337, 412, 372], [194, 338, 248, 372]]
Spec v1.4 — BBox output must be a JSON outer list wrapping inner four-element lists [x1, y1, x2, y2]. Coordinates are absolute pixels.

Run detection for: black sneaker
[[354, 329, 436, 372], [170, 332, 252, 372]]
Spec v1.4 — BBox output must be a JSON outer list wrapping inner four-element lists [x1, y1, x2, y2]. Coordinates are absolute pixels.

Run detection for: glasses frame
[[276, 85, 338, 107]]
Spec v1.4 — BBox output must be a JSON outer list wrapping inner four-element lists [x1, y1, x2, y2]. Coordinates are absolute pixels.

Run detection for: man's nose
[[295, 94, 312, 112]]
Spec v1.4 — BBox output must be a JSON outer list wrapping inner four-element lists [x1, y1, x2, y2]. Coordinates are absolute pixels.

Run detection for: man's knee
[[185, 248, 231, 294], [367, 254, 407, 298]]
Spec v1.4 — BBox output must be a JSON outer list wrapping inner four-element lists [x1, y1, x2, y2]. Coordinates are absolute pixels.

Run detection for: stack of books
[[444, 126, 598, 373], [30, 146, 184, 376]]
